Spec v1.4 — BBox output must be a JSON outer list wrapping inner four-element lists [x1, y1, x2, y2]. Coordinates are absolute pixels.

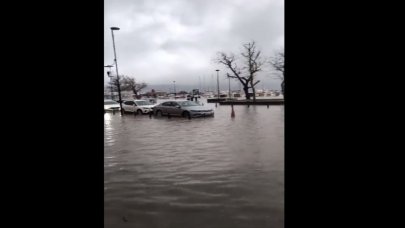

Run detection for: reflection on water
[[104, 100, 284, 228]]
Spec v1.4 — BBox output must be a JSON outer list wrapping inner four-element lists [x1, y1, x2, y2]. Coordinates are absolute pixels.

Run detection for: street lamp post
[[104, 65, 114, 100], [110, 26, 124, 115], [216, 69, 220, 107], [173, 81, 176, 99]]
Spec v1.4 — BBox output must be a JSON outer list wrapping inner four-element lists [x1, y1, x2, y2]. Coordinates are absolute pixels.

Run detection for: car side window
[[125, 101, 135, 105], [162, 102, 171, 106]]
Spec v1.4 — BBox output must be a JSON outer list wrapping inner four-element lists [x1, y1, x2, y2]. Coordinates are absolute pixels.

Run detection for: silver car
[[153, 100, 214, 118]]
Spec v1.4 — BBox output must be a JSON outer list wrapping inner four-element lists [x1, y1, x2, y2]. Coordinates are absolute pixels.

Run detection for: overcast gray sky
[[104, 0, 284, 90]]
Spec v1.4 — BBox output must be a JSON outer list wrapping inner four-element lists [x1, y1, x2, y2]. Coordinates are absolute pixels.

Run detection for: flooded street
[[104, 100, 284, 228]]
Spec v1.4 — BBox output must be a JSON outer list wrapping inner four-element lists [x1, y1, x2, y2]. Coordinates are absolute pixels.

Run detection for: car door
[[129, 101, 136, 112], [123, 101, 135, 112], [163, 102, 175, 115], [122, 101, 128, 112], [133, 101, 139, 112], [122, 101, 129, 111], [159, 102, 171, 114], [171, 101, 183, 116]]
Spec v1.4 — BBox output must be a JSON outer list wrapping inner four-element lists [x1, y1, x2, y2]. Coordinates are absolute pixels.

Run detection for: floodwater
[[104, 99, 284, 228]]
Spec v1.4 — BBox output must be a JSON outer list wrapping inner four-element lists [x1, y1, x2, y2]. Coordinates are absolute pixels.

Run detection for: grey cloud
[[105, 0, 284, 89]]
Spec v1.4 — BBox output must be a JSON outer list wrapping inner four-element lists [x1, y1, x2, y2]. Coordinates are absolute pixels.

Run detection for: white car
[[122, 100, 156, 114], [104, 100, 121, 112]]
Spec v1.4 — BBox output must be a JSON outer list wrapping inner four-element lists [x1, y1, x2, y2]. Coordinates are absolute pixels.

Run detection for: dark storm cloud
[[105, 0, 284, 89]]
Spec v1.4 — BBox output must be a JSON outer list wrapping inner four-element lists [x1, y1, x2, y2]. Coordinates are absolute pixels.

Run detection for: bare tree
[[121, 76, 147, 98], [217, 41, 264, 101], [107, 77, 119, 92], [269, 51, 284, 95], [108, 75, 147, 98], [217, 53, 251, 99]]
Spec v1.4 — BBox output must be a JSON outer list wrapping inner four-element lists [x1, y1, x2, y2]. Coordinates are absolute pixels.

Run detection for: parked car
[[121, 99, 156, 114], [104, 99, 121, 112], [153, 100, 214, 118]]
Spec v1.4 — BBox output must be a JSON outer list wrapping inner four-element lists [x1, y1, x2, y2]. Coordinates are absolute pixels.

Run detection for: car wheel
[[137, 109, 143, 115], [182, 111, 191, 119]]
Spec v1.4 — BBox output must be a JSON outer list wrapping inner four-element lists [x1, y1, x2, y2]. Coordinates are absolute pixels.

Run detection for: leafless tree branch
[[216, 41, 265, 101], [269, 51, 284, 94]]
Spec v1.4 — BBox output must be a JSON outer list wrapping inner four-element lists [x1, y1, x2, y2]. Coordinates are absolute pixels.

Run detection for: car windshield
[[177, 101, 199, 106], [135, 101, 152, 106], [104, 100, 118, 105]]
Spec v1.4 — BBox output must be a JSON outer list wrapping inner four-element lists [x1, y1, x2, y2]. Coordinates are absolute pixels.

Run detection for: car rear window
[[135, 101, 151, 106]]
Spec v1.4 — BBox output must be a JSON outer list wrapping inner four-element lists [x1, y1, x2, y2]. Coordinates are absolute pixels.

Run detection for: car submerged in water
[[121, 99, 156, 114], [104, 99, 121, 112], [153, 100, 214, 118]]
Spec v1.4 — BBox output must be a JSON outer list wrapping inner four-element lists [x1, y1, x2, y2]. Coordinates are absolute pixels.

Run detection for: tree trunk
[[243, 86, 250, 100], [281, 80, 285, 95], [250, 81, 256, 102]]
